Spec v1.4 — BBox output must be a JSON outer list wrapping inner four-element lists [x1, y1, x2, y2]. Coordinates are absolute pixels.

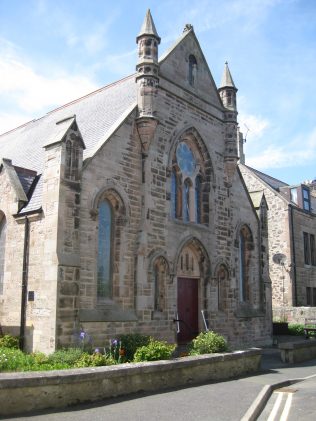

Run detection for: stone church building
[[240, 164, 316, 322], [0, 10, 272, 353]]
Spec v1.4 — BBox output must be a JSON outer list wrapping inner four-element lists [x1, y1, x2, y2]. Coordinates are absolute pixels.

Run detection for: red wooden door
[[177, 277, 199, 344]]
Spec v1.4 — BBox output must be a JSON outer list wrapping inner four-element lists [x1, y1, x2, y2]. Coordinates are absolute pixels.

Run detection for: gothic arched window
[[153, 257, 168, 312], [97, 200, 113, 298], [188, 55, 197, 86], [195, 175, 202, 223], [183, 178, 191, 222], [171, 140, 205, 224], [171, 169, 177, 219], [239, 225, 253, 302], [0, 213, 6, 295], [65, 139, 80, 181], [217, 264, 229, 311]]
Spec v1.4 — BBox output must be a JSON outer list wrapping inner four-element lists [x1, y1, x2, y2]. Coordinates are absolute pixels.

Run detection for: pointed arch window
[[171, 140, 206, 224], [153, 257, 168, 312], [188, 55, 197, 86], [217, 264, 229, 311], [195, 175, 202, 223], [171, 169, 177, 219], [0, 214, 6, 295], [239, 225, 253, 302], [183, 179, 191, 222], [65, 139, 80, 181], [97, 200, 113, 298]]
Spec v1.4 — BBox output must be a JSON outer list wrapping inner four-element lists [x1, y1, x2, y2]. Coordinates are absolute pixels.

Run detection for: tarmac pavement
[[1, 336, 316, 421]]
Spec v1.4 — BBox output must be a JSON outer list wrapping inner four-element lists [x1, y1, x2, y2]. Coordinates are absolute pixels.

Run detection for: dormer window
[[288, 185, 311, 212], [290, 188, 298, 204], [188, 55, 197, 86], [303, 187, 311, 211]]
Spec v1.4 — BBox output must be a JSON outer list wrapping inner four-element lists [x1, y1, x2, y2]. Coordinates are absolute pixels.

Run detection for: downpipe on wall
[[19, 216, 29, 350]]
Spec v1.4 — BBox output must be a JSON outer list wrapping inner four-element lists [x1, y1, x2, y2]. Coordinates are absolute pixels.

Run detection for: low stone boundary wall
[[0, 348, 260, 416], [279, 340, 316, 363]]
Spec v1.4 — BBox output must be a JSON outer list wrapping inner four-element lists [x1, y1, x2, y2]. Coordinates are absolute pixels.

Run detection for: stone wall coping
[[278, 340, 316, 351], [0, 348, 260, 388], [0, 348, 261, 416]]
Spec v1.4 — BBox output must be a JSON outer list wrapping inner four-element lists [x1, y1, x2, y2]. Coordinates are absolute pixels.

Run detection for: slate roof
[[19, 175, 43, 214], [244, 165, 289, 191], [14, 166, 37, 197], [0, 74, 137, 174]]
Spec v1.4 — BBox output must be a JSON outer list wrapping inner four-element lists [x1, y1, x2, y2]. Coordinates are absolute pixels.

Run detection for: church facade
[[0, 11, 272, 353]]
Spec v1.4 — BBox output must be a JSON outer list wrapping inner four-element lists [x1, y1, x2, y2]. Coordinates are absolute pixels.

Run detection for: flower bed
[[0, 348, 261, 416]]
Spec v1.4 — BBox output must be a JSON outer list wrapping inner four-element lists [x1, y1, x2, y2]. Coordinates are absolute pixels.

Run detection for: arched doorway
[[176, 240, 208, 344]]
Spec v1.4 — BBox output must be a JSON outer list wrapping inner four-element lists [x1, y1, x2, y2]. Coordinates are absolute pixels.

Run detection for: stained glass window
[[183, 179, 190, 222], [176, 142, 196, 176], [171, 169, 177, 219], [239, 232, 246, 301], [97, 200, 112, 298], [239, 226, 252, 302], [0, 215, 6, 295], [195, 175, 202, 223]]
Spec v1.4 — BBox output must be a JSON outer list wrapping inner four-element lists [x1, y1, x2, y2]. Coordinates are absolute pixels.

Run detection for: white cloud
[[102, 49, 137, 76], [247, 127, 316, 169], [33, 4, 119, 56], [163, 0, 282, 38], [238, 112, 270, 141], [0, 112, 33, 135], [0, 38, 97, 133]]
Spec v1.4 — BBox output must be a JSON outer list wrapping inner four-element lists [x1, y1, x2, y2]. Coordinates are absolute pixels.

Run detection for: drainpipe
[[289, 205, 298, 306], [20, 216, 29, 350]]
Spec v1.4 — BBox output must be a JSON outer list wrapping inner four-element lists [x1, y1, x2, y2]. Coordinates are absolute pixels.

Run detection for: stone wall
[[273, 306, 316, 323], [239, 165, 294, 308], [0, 349, 261, 416], [0, 161, 25, 336], [291, 207, 316, 306], [240, 164, 316, 314]]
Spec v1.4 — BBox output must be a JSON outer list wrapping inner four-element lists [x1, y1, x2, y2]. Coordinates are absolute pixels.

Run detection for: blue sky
[[0, 0, 315, 185]]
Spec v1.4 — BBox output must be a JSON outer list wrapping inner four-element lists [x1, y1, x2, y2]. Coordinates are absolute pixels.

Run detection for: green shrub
[[0, 347, 34, 371], [189, 331, 228, 355], [288, 323, 305, 336], [133, 339, 175, 362], [0, 335, 19, 349], [48, 348, 84, 366], [119, 333, 151, 361], [74, 352, 117, 368]]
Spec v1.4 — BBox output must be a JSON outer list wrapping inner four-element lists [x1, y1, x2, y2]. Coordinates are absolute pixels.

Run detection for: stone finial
[[183, 24, 193, 33]]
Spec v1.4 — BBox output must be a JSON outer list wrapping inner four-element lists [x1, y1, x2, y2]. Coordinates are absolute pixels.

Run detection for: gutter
[[19, 216, 30, 350], [289, 204, 298, 306]]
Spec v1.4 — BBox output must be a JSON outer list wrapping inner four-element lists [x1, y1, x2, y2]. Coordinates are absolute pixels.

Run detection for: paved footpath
[[1, 339, 316, 421]]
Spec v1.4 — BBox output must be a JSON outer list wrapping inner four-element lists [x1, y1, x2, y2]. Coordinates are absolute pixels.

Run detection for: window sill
[[235, 303, 264, 319], [79, 303, 137, 322], [168, 217, 209, 231]]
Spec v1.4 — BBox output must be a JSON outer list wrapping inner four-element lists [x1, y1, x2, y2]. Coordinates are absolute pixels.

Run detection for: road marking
[[267, 392, 283, 421], [280, 393, 292, 421]]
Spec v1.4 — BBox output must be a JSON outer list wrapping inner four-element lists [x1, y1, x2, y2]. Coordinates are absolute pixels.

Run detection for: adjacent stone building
[[0, 10, 272, 353], [240, 164, 316, 322]]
